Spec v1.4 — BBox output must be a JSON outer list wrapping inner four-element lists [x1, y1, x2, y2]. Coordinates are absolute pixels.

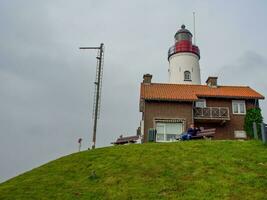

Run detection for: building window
[[176, 33, 191, 42], [156, 122, 183, 142], [232, 100, 246, 114], [195, 99, 206, 108], [184, 71, 191, 81]]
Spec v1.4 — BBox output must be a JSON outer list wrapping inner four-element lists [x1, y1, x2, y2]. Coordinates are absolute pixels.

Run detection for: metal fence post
[[253, 122, 258, 139], [261, 123, 266, 144]]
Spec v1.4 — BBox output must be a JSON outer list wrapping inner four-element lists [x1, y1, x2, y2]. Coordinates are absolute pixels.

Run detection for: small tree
[[244, 108, 263, 138]]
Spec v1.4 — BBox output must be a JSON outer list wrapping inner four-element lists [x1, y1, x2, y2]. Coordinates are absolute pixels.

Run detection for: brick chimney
[[206, 76, 218, 88], [143, 74, 152, 84]]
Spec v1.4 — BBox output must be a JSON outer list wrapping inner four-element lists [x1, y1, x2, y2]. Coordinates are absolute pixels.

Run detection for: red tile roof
[[140, 83, 264, 101]]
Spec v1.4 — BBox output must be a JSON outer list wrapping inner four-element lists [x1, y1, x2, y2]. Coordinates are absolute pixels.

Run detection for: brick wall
[[195, 98, 255, 139], [142, 98, 257, 141], [143, 101, 193, 142]]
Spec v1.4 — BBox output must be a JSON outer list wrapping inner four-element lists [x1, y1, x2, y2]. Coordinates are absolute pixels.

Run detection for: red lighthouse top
[[168, 25, 200, 60]]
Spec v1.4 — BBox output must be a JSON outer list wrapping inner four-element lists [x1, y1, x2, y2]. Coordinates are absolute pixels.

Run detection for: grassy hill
[[0, 141, 267, 200]]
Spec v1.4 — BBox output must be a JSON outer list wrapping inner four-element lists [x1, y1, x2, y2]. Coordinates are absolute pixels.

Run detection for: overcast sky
[[1, 0, 267, 183]]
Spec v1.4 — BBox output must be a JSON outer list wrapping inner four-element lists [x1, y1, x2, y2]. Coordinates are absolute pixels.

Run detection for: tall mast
[[193, 12, 196, 44], [79, 43, 104, 149]]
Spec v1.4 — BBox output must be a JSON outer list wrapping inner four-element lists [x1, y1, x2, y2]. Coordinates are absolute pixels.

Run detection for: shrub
[[244, 108, 263, 138]]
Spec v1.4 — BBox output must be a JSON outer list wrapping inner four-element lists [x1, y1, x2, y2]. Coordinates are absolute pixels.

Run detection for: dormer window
[[184, 71, 191, 81]]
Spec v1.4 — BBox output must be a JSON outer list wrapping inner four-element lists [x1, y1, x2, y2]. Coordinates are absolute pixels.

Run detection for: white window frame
[[155, 122, 183, 142], [195, 99, 206, 108], [156, 124, 166, 142], [232, 100, 246, 115]]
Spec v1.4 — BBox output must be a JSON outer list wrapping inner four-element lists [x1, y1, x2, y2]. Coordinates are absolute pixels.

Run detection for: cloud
[[217, 51, 267, 119], [0, 0, 267, 183]]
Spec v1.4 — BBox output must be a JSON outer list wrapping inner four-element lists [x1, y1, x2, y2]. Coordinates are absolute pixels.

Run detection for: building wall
[[195, 98, 255, 139], [142, 98, 257, 142], [143, 101, 193, 142]]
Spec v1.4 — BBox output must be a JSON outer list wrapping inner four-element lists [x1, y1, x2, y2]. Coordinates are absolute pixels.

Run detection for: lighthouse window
[[176, 33, 191, 42], [184, 71, 191, 81]]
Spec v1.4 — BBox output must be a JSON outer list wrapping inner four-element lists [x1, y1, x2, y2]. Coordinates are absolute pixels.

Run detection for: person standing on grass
[[78, 138, 82, 152]]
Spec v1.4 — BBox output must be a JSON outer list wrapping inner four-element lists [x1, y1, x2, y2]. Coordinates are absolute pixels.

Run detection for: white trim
[[140, 120, 144, 136], [155, 121, 184, 142], [232, 100, 246, 115]]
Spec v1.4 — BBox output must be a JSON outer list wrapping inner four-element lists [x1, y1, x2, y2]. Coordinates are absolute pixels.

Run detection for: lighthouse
[[168, 25, 201, 84]]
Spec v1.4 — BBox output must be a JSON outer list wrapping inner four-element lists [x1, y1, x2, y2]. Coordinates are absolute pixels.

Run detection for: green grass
[[1, 141, 267, 200]]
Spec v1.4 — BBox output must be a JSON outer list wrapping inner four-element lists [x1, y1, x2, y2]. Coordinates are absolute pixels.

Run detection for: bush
[[244, 108, 263, 138]]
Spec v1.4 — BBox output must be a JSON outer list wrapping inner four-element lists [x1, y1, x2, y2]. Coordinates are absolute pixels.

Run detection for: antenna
[[193, 12, 196, 44], [79, 43, 104, 149]]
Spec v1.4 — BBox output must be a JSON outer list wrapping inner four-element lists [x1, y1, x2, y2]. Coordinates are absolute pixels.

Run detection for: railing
[[168, 43, 200, 59], [193, 107, 230, 120]]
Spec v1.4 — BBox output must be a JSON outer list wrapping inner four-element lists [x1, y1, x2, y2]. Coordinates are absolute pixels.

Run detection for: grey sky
[[1, 0, 266, 182]]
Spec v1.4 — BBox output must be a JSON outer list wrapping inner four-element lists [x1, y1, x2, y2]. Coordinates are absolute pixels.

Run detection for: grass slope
[[0, 141, 267, 200]]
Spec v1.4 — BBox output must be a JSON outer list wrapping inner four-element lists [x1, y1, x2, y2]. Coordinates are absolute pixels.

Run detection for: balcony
[[193, 107, 230, 121]]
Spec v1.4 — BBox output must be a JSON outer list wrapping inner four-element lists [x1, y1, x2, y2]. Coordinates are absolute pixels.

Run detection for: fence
[[253, 122, 267, 144], [193, 107, 230, 120]]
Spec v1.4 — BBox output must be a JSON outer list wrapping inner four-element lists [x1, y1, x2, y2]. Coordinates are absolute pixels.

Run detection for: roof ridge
[[142, 82, 250, 88], [140, 82, 264, 100], [217, 85, 250, 88], [147, 83, 205, 86]]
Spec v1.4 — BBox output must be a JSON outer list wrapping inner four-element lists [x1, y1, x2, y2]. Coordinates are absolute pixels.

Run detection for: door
[[156, 122, 183, 142]]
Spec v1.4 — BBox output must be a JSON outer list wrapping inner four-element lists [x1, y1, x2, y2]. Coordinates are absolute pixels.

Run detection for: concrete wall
[[168, 53, 201, 84]]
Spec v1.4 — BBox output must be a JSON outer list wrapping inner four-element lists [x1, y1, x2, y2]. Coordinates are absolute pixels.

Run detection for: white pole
[[79, 143, 81, 152], [193, 12, 196, 45], [261, 123, 266, 144]]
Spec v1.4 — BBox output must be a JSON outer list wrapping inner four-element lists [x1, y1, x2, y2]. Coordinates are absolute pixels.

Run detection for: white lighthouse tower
[[168, 25, 201, 84]]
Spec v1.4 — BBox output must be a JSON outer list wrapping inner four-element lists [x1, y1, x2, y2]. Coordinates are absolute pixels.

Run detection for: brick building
[[138, 25, 264, 142], [139, 75, 264, 142]]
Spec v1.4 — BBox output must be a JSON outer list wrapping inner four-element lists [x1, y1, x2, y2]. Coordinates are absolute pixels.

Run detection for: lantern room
[[174, 24, 192, 42], [168, 25, 200, 60]]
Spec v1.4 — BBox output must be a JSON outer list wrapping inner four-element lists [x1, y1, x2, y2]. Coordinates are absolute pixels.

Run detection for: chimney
[[206, 76, 218, 88], [143, 74, 152, 84]]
